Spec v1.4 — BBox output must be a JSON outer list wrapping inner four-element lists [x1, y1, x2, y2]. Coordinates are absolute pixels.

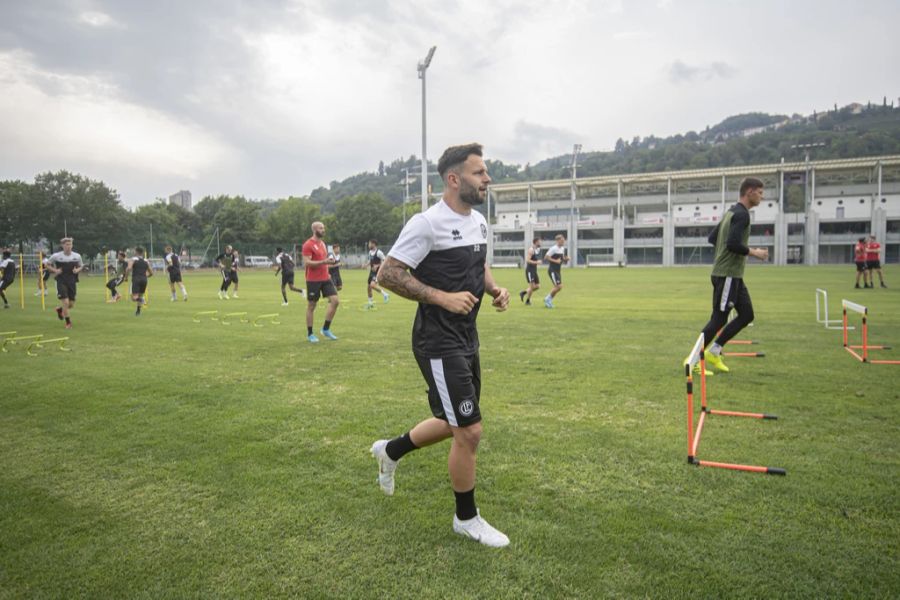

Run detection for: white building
[[168, 190, 192, 211], [487, 155, 900, 267]]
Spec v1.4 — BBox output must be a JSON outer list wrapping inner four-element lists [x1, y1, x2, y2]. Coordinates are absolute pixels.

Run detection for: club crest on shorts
[[459, 400, 475, 417]]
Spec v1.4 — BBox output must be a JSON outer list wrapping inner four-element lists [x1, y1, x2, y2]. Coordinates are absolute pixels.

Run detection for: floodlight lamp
[[423, 46, 436, 69]]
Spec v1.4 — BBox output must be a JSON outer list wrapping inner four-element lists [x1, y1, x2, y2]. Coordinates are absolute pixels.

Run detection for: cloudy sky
[[1, 0, 898, 207]]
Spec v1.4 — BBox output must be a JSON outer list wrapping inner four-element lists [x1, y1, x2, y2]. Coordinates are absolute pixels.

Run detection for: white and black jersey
[[389, 200, 489, 358], [275, 252, 295, 274], [165, 252, 181, 273], [368, 248, 385, 272], [546, 244, 566, 272], [526, 246, 541, 274], [48, 251, 83, 284], [0, 257, 16, 284]]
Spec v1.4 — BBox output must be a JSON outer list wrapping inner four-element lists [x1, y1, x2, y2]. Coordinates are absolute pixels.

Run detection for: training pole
[[18, 253, 25, 309], [38, 253, 46, 310]]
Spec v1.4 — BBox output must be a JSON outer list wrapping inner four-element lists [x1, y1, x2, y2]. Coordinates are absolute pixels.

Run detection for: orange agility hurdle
[[717, 309, 763, 358], [683, 333, 786, 475], [842, 300, 900, 365]]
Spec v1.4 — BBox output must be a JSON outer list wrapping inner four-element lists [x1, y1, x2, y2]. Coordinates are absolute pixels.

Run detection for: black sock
[[454, 488, 477, 520], [385, 432, 418, 461], [282, 290, 288, 302], [307, 326, 313, 336], [323, 319, 332, 331], [65, 316, 71, 324]]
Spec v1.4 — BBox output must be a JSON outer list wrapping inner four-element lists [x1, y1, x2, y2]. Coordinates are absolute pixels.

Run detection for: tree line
[[0, 171, 423, 262]]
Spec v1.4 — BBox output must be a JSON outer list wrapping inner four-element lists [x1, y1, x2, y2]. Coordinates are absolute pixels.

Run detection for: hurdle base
[[707, 408, 777, 420], [723, 352, 765, 358], [695, 459, 786, 475]]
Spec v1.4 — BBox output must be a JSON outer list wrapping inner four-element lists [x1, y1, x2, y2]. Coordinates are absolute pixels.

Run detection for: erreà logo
[[451, 229, 462, 241], [459, 400, 475, 417]]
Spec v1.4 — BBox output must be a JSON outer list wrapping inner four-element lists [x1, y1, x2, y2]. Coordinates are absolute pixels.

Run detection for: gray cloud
[[668, 59, 736, 84]]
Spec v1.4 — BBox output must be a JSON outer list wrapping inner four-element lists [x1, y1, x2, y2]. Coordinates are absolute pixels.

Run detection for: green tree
[[332, 193, 400, 247], [0, 180, 42, 246], [262, 196, 321, 244]]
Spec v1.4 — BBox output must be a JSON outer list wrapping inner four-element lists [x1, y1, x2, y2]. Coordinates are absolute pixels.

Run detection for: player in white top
[[45, 238, 84, 329], [544, 234, 569, 308]]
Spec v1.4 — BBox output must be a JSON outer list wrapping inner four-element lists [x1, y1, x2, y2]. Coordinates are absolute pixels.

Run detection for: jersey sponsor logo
[[459, 400, 475, 417]]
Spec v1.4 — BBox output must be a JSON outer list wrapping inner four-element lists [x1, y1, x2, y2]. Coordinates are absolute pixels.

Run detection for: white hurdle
[[816, 288, 852, 330]]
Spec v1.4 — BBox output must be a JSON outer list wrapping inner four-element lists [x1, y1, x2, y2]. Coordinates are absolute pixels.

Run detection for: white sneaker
[[170, 296, 176, 302], [232, 293, 239, 298], [452, 510, 509, 548], [218, 291, 225, 299], [370, 440, 397, 496], [281, 301, 289, 306]]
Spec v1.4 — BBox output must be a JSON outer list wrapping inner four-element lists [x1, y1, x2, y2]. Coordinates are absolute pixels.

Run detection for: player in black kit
[[274, 247, 305, 305], [46, 238, 84, 329], [519, 237, 542, 305], [127, 247, 154, 316], [328, 243, 343, 291], [372, 143, 511, 548], [106, 250, 128, 302], [164, 245, 188, 301], [0, 249, 17, 308]]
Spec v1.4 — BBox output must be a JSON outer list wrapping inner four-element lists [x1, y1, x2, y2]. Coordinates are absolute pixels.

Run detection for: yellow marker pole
[[104, 252, 110, 302], [38, 253, 46, 311], [18, 253, 25, 309]]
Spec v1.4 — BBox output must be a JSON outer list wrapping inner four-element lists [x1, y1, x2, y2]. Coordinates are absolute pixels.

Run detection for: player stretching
[[544, 234, 568, 308], [164, 245, 188, 301], [366, 239, 390, 307], [328, 243, 343, 291], [274, 247, 304, 305], [697, 177, 769, 373], [127, 247, 153, 316], [106, 250, 128, 302], [519, 237, 542, 305], [46, 238, 83, 329], [372, 143, 511, 548], [0, 250, 17, 308], [216, 245, 236, 299], [302, 222, 340, 342]]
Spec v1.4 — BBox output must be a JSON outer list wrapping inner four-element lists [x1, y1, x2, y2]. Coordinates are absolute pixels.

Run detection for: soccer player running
[[853, 237, 870, 289], [274, 246, 304, 305], [105, 250, 128, 302], [46, 237, 83, 329], [698, 177, 769, 374], [519, 237, 542, 305], [372, 143, 512, 548], [328, 243, 343, 291], [543, 234, 569, 308], [866, 235, 888, 288], [127, 247, 154, 316], [366, 239, 390, 307], [0, 249, 17, 309], [216, 245, 236, 299], [302, 222, 340, 342], [164, 245, 188, 301]]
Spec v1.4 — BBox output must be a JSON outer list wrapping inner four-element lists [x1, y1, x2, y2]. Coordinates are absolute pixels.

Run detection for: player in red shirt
[[301, 221, 340, 342], [866, 235, 887, 288], [854, 237, 870, 288]]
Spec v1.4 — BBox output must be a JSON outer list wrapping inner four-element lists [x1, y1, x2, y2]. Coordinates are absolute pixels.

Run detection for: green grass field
[[1, 265, 898, 598]]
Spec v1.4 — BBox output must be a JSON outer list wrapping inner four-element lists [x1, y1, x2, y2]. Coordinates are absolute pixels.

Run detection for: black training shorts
[[56, 279, 77, 301], [415, 352, 482, 428], [281, 271, 295, 286], [855, 262, 867, 272], [306, 280, 337, 302], [866, 260, 881, 270], [168, 269, 183, 283], [526, 268, 539, 285], [131, 278, 148, 295]]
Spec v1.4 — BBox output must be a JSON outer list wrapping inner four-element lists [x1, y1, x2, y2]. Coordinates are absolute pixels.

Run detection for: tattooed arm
[[378, 256, 478, 315]]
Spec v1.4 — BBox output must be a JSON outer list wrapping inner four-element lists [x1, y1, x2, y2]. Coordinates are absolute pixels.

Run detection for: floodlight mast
[[418, 46, 436, 211]]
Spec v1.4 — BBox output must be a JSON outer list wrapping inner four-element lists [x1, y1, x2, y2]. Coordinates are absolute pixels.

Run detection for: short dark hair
[[135, 246, 145, 255], [533, 237, 540, 244], [437, 143, 483, 179], [276, 247, 283, 253], [739, 177, 764, 197], [369, 239, 377, 246], [858, 237, 866, 243]]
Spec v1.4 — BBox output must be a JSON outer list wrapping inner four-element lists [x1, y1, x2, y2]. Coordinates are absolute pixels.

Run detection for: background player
[[274, 246, 304, 305], [866, 235, 887, 288], [0, 249, 17, 309], [216, 245, 236, 299], [519, 237, 542, 305], [302, 222, 340, 342], [35, 250, 51, 296], [106, 250, 128, 302], [328, 243, 343, 292], [164, 245, 188, 301], [127, 247, 153, 316], [544, 234, 569, 308], [366, 239, 390, 307]]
